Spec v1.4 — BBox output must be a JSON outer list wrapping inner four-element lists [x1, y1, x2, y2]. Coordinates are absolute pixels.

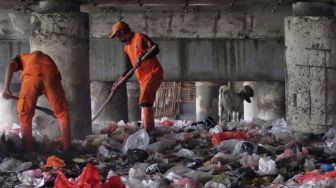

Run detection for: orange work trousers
[[18, 75, 69, 151], [139, 72, 163, 105]]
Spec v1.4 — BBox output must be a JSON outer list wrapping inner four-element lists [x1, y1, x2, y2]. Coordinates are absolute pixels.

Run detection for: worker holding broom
[[2, 50, 71, 152], [109, 21, 163, 132]]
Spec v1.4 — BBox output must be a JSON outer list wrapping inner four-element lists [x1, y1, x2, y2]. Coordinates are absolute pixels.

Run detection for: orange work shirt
[[123, 32, 163, 81], [14, 51, 61, 80]]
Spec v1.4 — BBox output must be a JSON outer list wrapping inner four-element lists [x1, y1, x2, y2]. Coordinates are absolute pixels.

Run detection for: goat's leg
[[218, 105, 223, 124], [226, 111, 231, 122]]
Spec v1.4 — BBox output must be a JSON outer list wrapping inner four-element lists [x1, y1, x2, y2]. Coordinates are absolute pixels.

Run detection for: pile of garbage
[[0, 117, 336, 187]]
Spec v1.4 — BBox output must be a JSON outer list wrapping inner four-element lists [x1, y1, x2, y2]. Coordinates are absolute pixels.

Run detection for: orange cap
[[109, 21, 129, 38]]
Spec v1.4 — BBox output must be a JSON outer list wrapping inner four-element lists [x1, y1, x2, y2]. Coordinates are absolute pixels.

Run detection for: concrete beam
[[90, 38, 285, 81], [89, 8, 290, 39]]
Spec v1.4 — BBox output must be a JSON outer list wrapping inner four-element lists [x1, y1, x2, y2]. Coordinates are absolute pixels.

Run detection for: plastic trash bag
[[122, 129, 149, 155], [257, 157, 277, 175], [55, 163, 126, 188], [216, 139, 242, 153], [239, 153, 260, 169], [146, 139, 176, 153], [211, 131, 249, 145], [232, 141, 257, 155], [270, 118, 293, 141], [125, 148, 149, 164], [303, 158, 315, 171], [177, 148, 195, 159], [97, 145, 111, 158], [126, 164, 160, 188], [17, 169, 45, 187], [0, 158, 32, 173]]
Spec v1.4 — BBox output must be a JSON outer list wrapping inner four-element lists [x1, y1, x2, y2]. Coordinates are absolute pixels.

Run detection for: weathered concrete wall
[[89, 6, 290, 39], [285, 16, 336, 133], [0, 40, 29, 83], [30, 12, 92, 139], [0, 41, 28, 124], [90, 38, 285, 81], [0, 10, 29, 40], [244, 81, 285, 121]]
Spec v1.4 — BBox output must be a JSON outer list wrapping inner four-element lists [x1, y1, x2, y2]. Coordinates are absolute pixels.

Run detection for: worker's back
[[18, 51, 60, 81]]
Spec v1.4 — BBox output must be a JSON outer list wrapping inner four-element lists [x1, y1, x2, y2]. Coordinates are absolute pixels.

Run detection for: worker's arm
[[121, 54, 134, 80], [2, 60, 19, 100], [112, 54, 134, 90]]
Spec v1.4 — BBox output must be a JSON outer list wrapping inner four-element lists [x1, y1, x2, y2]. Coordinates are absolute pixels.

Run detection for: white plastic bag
[[122, 129, 149, 154]]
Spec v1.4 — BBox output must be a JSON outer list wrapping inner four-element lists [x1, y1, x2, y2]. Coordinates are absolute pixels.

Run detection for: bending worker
[[2, 50, 71, 152], [109, 21, 163, 132]]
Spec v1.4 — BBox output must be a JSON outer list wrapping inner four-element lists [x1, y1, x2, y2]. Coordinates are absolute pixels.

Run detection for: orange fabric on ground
[[16, 51, 70, 151], [123, 32, 163, 104], [45, 155, 65, 169]]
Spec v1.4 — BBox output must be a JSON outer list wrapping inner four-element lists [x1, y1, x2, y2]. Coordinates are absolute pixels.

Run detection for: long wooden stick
[[92, 45, 158, 122], [11, 96, 56, 118]]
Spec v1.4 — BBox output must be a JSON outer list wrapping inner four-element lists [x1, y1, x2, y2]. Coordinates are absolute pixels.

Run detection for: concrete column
[[30, 0, 91, 138], [244, 81, 285, 121], [91, 81, 128, 123], [127, 82, 141, 122], [196, 82, 219, 122], [285, 16, 336, 133]]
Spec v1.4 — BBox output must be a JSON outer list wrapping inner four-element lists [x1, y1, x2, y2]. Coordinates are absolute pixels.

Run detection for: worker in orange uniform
[[109, 21, 163, 132], [2, 50, 71, 152]]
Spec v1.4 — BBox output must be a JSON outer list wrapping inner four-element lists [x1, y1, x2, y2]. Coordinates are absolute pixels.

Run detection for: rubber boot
[[141, 107, 155, 132], [21, 122, 33, 152]]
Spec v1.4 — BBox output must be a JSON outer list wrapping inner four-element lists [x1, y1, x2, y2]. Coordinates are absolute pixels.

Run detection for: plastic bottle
[[320, 163, 336, 172]]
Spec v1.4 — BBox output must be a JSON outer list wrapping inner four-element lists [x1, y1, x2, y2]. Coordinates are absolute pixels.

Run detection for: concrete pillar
[[30, 0, 91, 138], [196, 82, 219, 122], [91, 81, 128, 123], [244, 81, 285, 121], [0, 83, 20, 125], [285, 16, 336, 133], [127, 82, 141, 122]]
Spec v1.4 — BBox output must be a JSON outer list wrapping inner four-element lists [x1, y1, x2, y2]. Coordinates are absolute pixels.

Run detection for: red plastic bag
[[103, 176, 126, 188], [211, 131, 249, 145], [160, 120, 174, 127], [296, 171, 336, 184], [55, 163, 126, 188]]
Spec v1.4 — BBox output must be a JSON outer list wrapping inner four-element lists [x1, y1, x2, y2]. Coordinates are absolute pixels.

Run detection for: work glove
[[2, 89, 13, 100]]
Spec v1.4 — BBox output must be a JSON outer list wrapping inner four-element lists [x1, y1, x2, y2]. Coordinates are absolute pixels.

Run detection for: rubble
[[1, 117, 336, 187]]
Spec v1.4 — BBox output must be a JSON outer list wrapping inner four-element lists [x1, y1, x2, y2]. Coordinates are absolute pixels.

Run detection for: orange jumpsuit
[[123, 32, 163, 106], [14, 51, 69, 151]]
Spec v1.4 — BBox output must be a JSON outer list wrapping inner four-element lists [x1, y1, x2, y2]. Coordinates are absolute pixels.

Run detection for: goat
[[218, 85, 254, 123]]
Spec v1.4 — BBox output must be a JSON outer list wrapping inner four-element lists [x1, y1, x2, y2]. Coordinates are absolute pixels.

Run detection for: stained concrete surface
[[285, 16, 336, 133]]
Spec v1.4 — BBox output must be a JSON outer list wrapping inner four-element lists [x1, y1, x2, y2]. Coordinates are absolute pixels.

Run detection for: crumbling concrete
[[30, 1, 91, 139], [285, 16, 336, 133]]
